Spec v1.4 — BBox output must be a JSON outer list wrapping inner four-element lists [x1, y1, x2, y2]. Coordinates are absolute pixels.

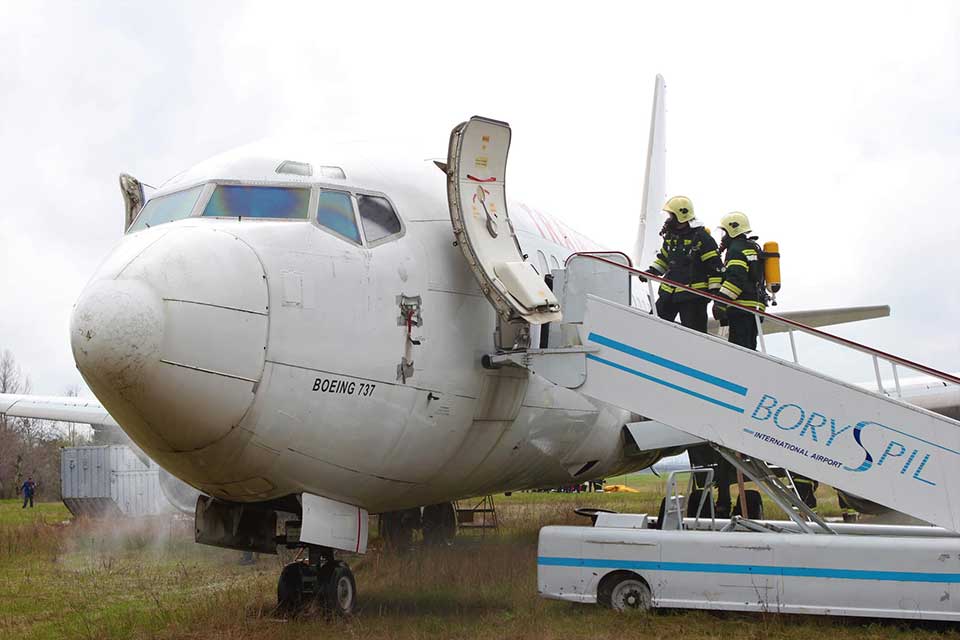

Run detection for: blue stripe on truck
[[537, 556, 960, 584]]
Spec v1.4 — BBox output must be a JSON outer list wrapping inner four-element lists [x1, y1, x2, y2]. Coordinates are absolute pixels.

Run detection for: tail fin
[[633, 74, 667, 270]]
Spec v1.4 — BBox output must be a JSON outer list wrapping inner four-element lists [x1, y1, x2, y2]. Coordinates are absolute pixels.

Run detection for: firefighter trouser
[[728, 308, 759, 350], [714, 457, 736, 519], [792, 474, 818, 511], [656, 296, 708, 333], [686, 444, 735, 519], [838, 491, 858, 520]]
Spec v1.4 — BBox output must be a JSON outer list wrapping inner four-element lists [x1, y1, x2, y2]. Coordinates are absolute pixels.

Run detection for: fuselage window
[[128, 185, 204, 233], [356, 194, 402, 243], [202, 185, 310, 220], [316, 190, 361, 244]]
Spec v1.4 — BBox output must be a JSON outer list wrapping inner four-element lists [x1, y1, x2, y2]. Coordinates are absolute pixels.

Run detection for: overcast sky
[[1, 1, 957, 395]]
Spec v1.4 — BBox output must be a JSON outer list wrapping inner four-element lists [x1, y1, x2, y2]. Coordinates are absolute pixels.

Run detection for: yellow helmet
[[719, 211, 751, 238], [663, 195, 695, 224]]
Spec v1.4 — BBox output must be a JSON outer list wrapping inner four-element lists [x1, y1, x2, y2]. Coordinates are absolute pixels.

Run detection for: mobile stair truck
[[523, 252, 960, 619], [442, 116, 960, 621]]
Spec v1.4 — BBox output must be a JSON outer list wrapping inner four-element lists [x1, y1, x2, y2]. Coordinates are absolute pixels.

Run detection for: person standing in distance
[[714, 211, 766, 350], [645, 196, 722, 333], [20, 477, 36, 509]]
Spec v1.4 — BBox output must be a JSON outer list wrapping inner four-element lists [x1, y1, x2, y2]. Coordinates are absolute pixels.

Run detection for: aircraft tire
[[318, 560, 357, 616], [379, 508, 419, 550], [422, 502, 457, 546], [277, 561, 312, 613]]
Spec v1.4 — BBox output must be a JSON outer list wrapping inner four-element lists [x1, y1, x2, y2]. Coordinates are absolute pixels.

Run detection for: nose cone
[[71, 227, 269, 454], [71, 278, 164, 407]]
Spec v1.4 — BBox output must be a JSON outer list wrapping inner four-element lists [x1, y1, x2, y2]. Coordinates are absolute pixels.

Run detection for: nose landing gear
[[277, 544, 357, 616]]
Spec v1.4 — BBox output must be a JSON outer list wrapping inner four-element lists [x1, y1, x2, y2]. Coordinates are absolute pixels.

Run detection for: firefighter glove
[[712, 302, 728, 326]]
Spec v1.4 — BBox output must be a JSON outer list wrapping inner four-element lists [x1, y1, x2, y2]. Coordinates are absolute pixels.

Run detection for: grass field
[[0, 499, 71, 527], [1, 490, 957, 640]]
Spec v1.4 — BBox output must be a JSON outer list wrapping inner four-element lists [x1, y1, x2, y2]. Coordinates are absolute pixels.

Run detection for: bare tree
[[0, 349, 22, 434], [0, 349, 22, 393], [0, 349, 23, 496], [0, 350, 87, 499]]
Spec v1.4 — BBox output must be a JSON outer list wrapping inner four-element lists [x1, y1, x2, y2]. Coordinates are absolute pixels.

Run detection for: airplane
[[2, 76, 955, 615]]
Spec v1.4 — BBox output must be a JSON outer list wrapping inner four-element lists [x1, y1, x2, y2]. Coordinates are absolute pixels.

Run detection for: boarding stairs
[[444, 116, 960, 534], [492, 253, 960, 533]]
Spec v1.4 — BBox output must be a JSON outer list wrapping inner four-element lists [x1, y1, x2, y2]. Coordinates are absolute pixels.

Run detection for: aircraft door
[[446, 117, 561, 325]]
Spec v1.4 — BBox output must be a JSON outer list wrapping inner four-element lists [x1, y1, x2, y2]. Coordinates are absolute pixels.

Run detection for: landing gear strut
[[379, 507, 420, 550], [277, 544, 357, 616], [422, 502, 457, 546], [379, 503, 458, 549]]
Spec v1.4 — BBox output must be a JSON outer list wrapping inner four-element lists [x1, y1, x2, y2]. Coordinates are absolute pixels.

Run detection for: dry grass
[[1, 491, 957, 639]]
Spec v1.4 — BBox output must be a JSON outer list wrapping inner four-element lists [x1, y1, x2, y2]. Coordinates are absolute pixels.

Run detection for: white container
[[61, 445, 170, 517]]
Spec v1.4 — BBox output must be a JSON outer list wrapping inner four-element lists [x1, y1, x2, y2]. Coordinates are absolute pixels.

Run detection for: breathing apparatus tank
[[763, 241, 781, 302]]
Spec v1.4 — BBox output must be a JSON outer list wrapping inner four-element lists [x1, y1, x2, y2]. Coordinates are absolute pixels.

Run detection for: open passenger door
[[446, 117, 561, 325]]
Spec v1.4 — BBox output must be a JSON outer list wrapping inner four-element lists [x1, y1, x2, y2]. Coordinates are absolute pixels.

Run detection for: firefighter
[[713, 211, 766, 350], [645, 196, 722, 333], [792, 473, 818, 512], [838, 491, 860, 522]]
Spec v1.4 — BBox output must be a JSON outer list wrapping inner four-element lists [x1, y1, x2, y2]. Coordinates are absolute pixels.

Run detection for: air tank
[[763, 241, 781, 293]]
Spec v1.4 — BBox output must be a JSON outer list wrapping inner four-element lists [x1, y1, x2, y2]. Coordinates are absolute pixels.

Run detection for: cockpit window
[[128, 185, 204, 233], [316, 190, 361, 244], [356, 195, 402, 243], [202, 185, 310, 220]]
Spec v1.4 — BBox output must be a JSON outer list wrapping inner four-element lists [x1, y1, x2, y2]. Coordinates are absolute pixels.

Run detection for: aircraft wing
[[768, 304, 891, 332], [625, 419, 703, 451], [707, 304, 890, 335], [1, 392, 206, 513], [0, 393, 117, 426]]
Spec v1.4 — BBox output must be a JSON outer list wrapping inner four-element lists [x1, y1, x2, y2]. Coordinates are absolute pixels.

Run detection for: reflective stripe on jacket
[[718, 235, 766, 312], [648, 226, 722, 302]]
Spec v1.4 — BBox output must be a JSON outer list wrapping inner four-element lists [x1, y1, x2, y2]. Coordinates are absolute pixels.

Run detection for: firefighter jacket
[[648, 225, 722, 303], [718, 235, 766, 312]]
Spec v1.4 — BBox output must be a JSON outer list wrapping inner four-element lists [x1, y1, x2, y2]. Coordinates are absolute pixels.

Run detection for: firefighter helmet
[[663, 195, 695, 224], [719, 211, 751, 238]]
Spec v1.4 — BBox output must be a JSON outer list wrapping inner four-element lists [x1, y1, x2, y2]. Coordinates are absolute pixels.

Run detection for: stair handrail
[[564, 251, 960, 387]]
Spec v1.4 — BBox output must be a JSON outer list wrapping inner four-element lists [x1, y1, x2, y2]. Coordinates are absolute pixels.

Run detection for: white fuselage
[[69, 144, 658, 513]]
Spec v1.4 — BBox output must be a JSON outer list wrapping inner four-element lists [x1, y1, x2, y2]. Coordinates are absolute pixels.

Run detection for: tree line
[[0, 349, 93, 501]]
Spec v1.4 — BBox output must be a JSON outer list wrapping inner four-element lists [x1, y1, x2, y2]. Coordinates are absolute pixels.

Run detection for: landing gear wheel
[[318, 560, 357, 616], [599, 573, 651, 612], [379, 508, 420, 551], [422, 503, 457, 546], [277, 561, 314, 613]]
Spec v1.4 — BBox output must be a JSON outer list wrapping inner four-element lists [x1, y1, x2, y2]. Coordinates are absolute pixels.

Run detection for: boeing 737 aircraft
[[3, 77, 956, 614]]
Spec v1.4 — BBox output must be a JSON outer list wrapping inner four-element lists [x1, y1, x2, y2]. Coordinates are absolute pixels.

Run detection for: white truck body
[[538, 520, 960, 620]]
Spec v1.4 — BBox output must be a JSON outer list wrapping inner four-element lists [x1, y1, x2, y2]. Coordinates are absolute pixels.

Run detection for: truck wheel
[[599, 572, 651, 612]]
